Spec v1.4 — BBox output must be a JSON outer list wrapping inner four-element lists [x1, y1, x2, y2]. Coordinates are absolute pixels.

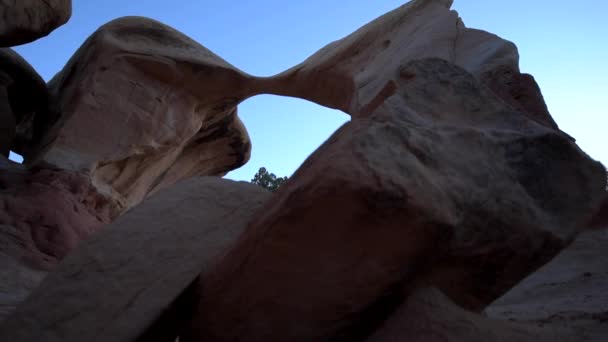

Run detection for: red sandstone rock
[[0, 159, 114, 270], [0, 156, 114, 321], [0, 0, 72, 47]]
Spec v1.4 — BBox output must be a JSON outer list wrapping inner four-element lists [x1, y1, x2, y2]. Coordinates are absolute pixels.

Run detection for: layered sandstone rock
[[29, 16, 253, 212], [0, 0, 72, 47], [0, 48, 49, 156], [183, 59, 605, 341], [0, 177, 270, 342]]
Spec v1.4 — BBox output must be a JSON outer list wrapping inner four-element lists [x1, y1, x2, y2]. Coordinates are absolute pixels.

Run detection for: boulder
[[0, 48, 49, 157], [182, 58, 605, 341], [0, 0, 72, 47], [30, 16, 253, 212], [0, 177, 270, 342]]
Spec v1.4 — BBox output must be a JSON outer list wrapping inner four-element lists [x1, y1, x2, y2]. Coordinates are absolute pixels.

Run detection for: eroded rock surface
[[31, 16, 253, 212], [0, 156, 114, 321], [265, 0, 556, 129], [486, 228, 608, 342], [367, 287, 572, 342], [0, 0, 72, 47], [183, 59, 605, 341], [0, 158, 114, 270], [0, 177, 270, 342]]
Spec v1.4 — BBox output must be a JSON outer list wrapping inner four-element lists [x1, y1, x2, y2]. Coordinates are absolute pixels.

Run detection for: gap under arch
[[225, 94, 350, 182]]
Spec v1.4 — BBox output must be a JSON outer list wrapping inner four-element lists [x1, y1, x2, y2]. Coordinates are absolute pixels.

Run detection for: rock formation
[[0, 0, 72, 47], [0, 177, 270, 342], [0, 0, 606, 341], [33, 16, 253, 213], [182, 58, 604, 341]]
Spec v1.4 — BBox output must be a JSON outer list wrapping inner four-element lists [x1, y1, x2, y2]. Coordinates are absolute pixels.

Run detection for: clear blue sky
[[10, 0, 608, 181]]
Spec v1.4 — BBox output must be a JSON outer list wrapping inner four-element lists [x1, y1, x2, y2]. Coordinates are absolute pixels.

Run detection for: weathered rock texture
[[31, 16, 253, 213], [0, 177, 270, 342], [367, 287, 572, 342], [183, 57, 605, 341], [0, 48, 49, 156], [0, 157, 113, 270], [0, 15, 257, 324], [0, 155, 114, 321], [0, 0, 72, 47], [264, 0, 557, 130], [486, 228, 608, 342]]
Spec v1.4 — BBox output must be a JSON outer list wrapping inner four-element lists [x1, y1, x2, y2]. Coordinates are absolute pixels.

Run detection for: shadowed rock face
[[181, 57, 604, 341], [0, 48, 49, 156], [0, 0, 72, 47], [366, 287, 572, 342]]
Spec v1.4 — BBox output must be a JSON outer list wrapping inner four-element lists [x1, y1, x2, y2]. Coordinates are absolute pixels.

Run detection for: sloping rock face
[[0, 177, 270, 342], [29, 16, 253, 212], [182, 58, 605, 341], [0, 0, 72, 47], [367, 287, 572, 342], [0, 48, 49, 156], [486, 228, 608, 342]]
